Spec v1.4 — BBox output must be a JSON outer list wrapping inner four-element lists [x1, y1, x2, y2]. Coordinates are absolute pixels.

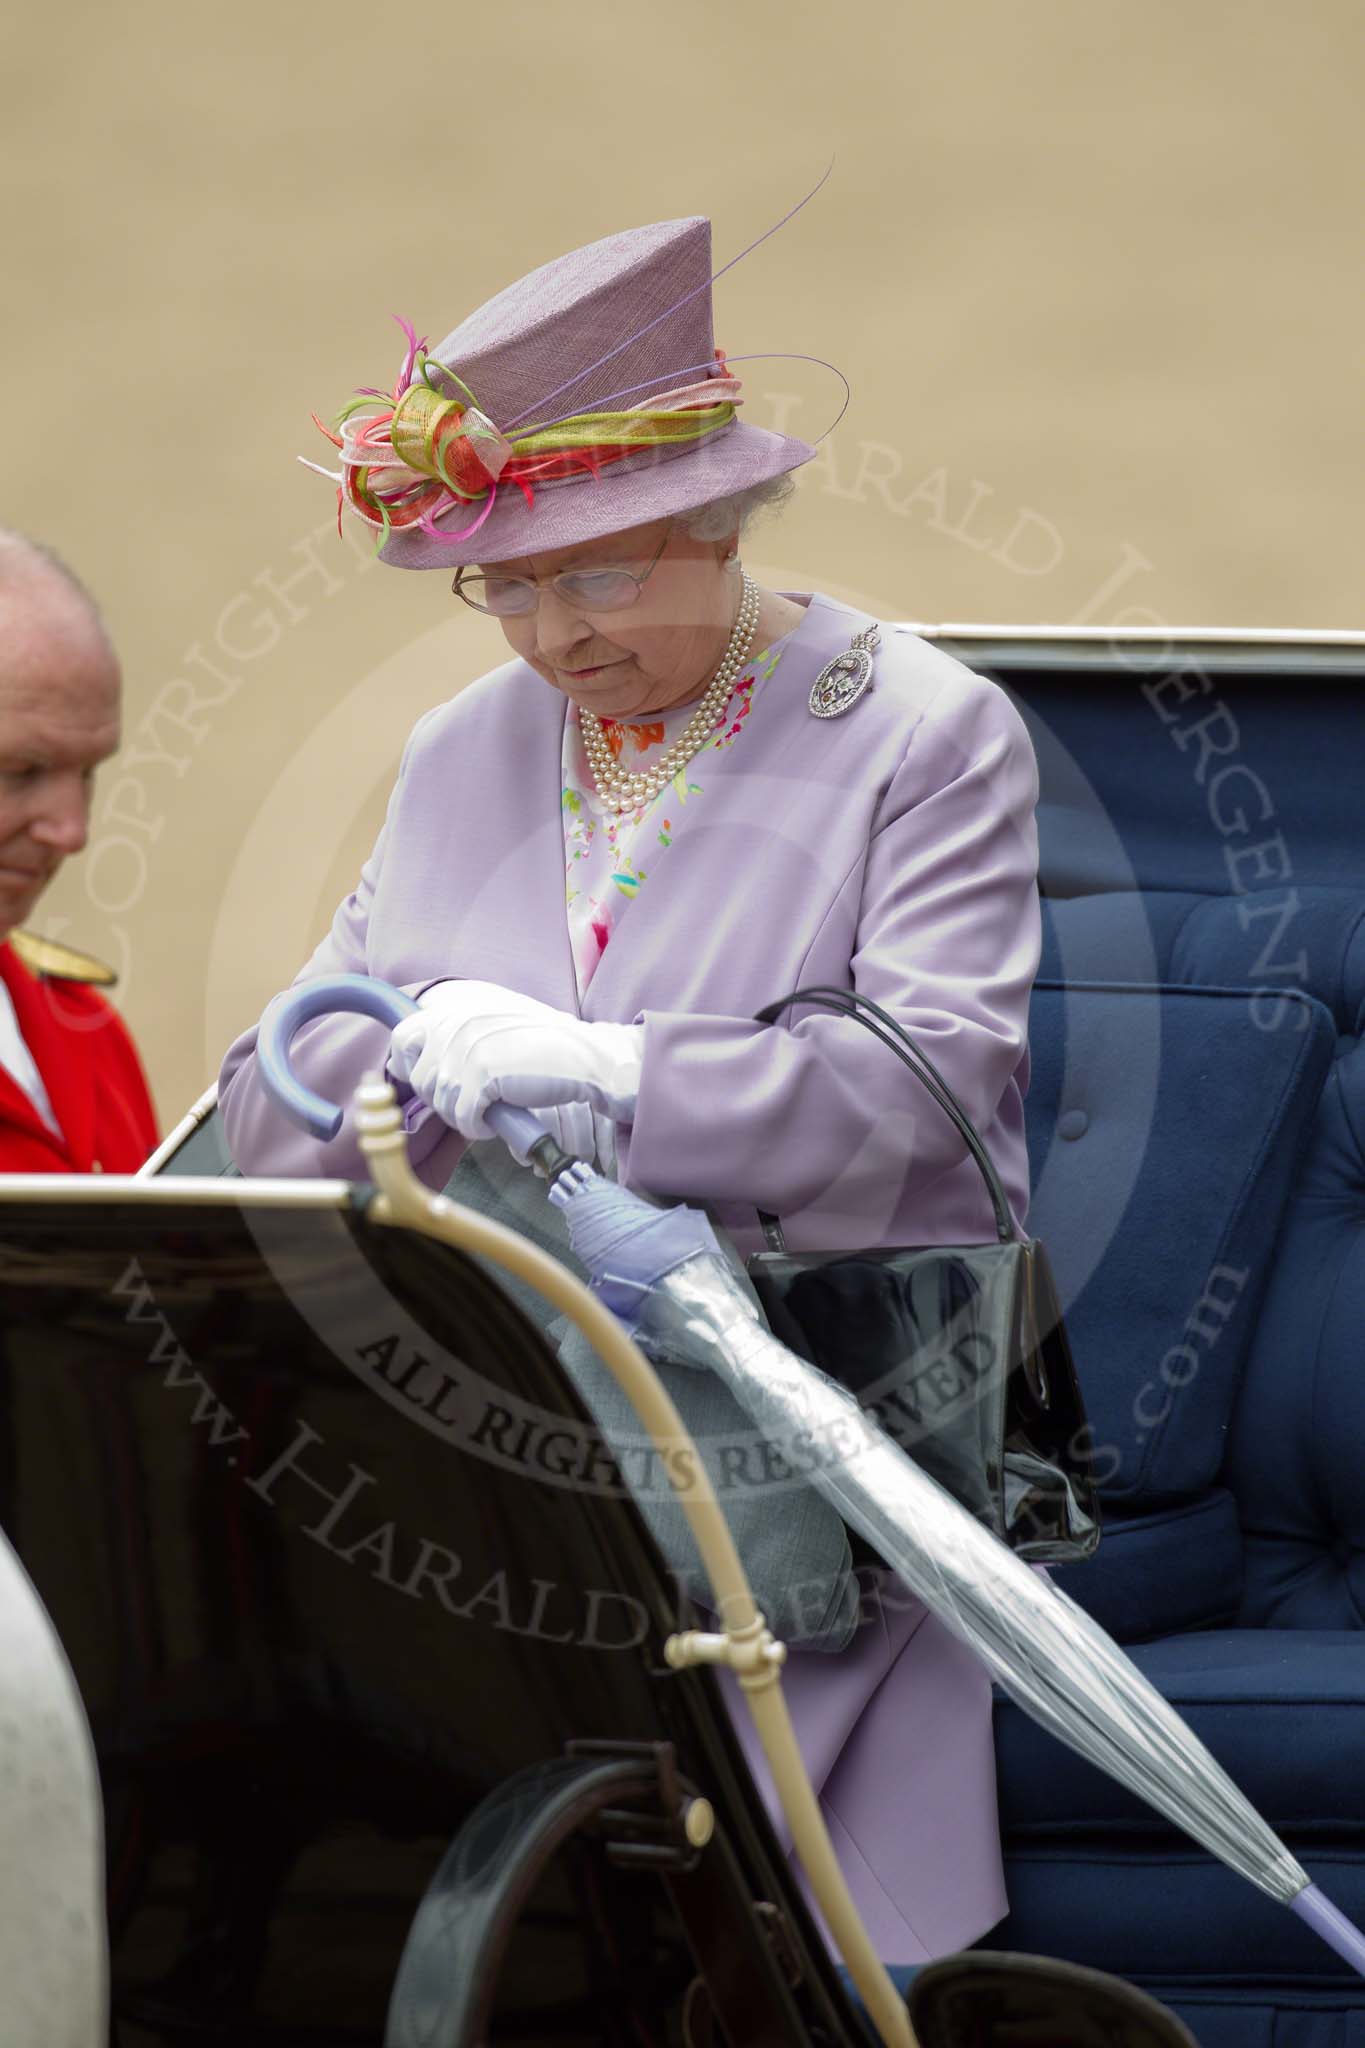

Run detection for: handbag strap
[[752, 983, 1019, 1248]]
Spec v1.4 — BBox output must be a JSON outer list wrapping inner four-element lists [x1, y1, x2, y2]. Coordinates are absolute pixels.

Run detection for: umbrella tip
[[1291, 1884, 1365, 1978]]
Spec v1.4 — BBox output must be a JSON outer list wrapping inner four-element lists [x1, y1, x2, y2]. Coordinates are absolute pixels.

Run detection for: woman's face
[[479, 517, 739, 720]]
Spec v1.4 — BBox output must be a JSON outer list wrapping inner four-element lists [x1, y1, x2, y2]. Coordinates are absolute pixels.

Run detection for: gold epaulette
[[9, 931, 118, 987]]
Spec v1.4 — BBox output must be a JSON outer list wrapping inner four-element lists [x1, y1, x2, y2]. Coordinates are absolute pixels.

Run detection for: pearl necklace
[[578, 571, 761, 811]]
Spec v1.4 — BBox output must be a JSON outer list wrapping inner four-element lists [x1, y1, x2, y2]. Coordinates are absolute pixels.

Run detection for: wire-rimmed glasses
[[451, 524, 672, 618]]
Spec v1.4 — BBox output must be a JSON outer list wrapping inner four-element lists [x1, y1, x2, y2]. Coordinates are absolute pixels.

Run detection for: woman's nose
[[533, 586, 592, 661]]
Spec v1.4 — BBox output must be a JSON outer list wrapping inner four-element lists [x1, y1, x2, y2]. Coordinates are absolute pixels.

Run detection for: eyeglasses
[[452, 524, 672, 618]]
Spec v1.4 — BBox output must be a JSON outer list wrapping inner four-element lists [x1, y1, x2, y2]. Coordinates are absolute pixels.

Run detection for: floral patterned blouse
[[561, 633, 793, 1002]]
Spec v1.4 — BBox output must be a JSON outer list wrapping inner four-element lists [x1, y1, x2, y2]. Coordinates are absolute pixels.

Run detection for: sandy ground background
[[2, 0, 1360, 1127]]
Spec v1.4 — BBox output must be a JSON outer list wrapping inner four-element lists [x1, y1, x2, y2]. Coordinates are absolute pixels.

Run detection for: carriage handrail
[[352, 1074, 917, 2048]]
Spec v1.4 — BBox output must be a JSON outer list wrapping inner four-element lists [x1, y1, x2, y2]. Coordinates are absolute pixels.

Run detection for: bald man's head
[[0, 535, 121, 936], [0, 531, 113, 638]]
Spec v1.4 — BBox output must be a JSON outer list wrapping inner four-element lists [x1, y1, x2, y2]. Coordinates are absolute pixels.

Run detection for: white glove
[[387, 978, 643, 1150]]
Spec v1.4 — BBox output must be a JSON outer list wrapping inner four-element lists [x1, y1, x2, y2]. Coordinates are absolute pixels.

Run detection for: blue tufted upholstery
[[1229, 1044, 1365, 1631], [970, 651, 1365, 2043], [1028, 978, 1333, 1514]]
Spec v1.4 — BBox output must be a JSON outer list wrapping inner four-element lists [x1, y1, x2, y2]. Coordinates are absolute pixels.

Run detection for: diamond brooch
[[809, 625, 881, 718]]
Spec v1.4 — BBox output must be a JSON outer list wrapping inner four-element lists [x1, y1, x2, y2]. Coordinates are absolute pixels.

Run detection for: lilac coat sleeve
[[622, 662, 1041, 1240], [218, 725, 464, 1186]]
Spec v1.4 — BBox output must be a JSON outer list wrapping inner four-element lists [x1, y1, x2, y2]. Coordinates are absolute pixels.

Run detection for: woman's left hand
[[388, 978, 644, 1143]]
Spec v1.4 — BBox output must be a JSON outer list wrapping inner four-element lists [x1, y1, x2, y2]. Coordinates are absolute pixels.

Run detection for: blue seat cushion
[[1051, 1491, 1243, 1642], [991, 1628, 1365, 1996], [1227, 1039, 1365, 1629], [995, 1629, 1365, 1838], [1137, 1998, 1365, 2048], [1025, 981, 1334, 1509], [982, 1842, 1365, 1994], [1040, 887, 1365, 1039]]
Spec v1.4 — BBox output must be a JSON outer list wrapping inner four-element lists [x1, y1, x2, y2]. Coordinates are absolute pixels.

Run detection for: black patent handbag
[[745, 986, 1101, 1564]]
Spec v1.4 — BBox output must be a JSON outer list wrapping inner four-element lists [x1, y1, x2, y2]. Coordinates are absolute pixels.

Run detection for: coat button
[[91, 1161, 104, 1174], [1057, 1109, 1089, 1141]]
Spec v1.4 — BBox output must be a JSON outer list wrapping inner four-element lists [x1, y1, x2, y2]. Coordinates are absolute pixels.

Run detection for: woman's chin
[[566, 678, 652, 719], [588, 696, 647, 720]]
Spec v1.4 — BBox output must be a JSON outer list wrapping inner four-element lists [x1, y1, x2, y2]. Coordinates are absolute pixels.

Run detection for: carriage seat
[[986, 884, 1365, 2048]]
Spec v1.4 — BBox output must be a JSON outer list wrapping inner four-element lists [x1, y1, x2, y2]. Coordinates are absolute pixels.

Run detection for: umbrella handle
[[256, 973, 556, 1162]]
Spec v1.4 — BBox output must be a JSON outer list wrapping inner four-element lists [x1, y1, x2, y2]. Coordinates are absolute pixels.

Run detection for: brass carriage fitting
[[664, 1617, 788, 1688], [682, 1797, 716, 1848], [354, 1071, 407, 1148]]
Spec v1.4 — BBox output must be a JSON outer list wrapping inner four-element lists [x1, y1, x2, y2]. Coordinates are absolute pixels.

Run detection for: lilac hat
[[313, 216, 817, 571]]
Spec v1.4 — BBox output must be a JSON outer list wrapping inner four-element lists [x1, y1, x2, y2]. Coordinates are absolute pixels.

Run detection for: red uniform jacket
[[0, 941, 158, 1173]]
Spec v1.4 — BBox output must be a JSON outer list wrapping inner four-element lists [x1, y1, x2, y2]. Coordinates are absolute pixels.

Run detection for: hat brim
[[375, 421, 815, 571]]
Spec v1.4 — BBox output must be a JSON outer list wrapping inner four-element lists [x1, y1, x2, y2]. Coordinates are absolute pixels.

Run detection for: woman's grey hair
[[675, 473, 797, 543]]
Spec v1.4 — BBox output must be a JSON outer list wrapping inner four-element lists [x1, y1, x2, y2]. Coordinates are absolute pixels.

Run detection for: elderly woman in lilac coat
[[220, 212, 1042, 1971]]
